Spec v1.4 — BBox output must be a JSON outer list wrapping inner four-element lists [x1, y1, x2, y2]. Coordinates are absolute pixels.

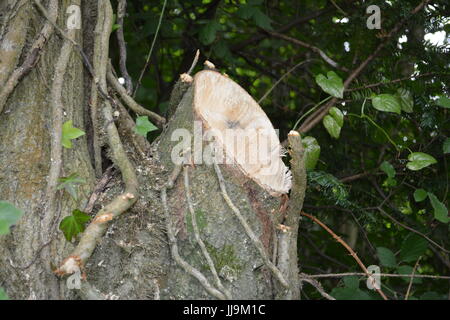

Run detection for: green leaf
[[252, 9, 273, 30], [323, 115, 341, 139], [406, 152, 437, 171], [329, 107, 344, 127], [57, 173, 86, 200], [397, 265, 422, 284], [135, 116, 158, 136], [59, 209, 91, 242], [380, 161, 395, 179], [315, 71, 344, 98], [302, 136, 321, 170], [428, 193, 449, 223], [413, 189, 427, 202], [330, 287, 372, 300], [112, 24, 121, 32], [397, 88, 414, 113], [62, 120, 85, 149], [436, 96, 450, 109], [199, 20, 221, 45], [0, 201, 23, 235], [343, 276, 359, 289], [371, 94, 401, 114], [377, 247, 397, 267], [236, 5, 257, 19], [0, 287, 8, 300], [399, 234, 428, 263], [443, 138, 450, 154]]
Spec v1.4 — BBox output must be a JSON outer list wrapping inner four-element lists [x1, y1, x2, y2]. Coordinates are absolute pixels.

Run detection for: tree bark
[[0, 0, 304, 300]]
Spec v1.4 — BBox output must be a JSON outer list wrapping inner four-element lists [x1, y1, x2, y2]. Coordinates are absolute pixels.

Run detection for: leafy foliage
[[59, 209, 91, 242], [113, 0, 449, 300], [62, 120, 85, 149], [135, 116, 158, 136]]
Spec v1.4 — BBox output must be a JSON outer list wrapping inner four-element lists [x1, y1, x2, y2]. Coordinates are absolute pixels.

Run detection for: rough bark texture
[[0, 1, 300, 300]]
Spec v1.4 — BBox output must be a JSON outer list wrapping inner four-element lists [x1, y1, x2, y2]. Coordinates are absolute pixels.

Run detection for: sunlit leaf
[[302, 136, 321, 170], [135, 116, 158, 136], [323, 115, 341, 139], [315, 71, 344, 98], [371, 94, 401, 114], [397, 88, 413, 113], [62, 120, 85, 149], [436, 96, 450, 109], [406, 152, 437, 171]]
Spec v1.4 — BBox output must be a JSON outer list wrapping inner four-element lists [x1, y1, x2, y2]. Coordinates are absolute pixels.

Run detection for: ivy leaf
[[427, 193, 449, 223], [371, 94, 401, 114], [443, 138, 450, 154], [380, 161, 395, 179], [315, 71, 344, 98], [0, 287, 8, 300], [302, 136, 321, 170], [413, 188, 428, 202], [406, 152, 437, 171], [199, 20, 221, 45], [62, 120, 85, 149], [399, 234, 428, 263], [0, 201, 23, 235], [135, 116, 158, 136], [329, 107, 344, 127], [57, 173, 86, 200], [112, 24, 121, 32], [323, 115, 341, 139], [436, 96, 450, 109], [397, 88, 414, 113], [377, 247, 397, 267], [59, 209, 91, 242]]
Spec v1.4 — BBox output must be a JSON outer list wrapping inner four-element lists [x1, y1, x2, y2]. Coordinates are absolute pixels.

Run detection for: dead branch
[[300, 211, 389, 300], [115, 0, 133, 94], [107, 64, 166, 128], [183, 165, 232, 299], [298, 0, 431, 133], [212, 154, 289, 289], [57, 0, 139, 276], [0, 0, 58, 114]]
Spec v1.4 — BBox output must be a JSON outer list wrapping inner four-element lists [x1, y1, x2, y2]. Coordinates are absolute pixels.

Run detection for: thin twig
[[267, 31, 348, 72], [299, 275, 336, 300], [115, 0, 133, 93], [161, 186, 227, 300], [212, 155, 289, 288], [0, 0, 58, 114], [300, 211, 389, 300], [298, 0, 431, 133], [183, 166, 232, 299], [405, 256, 422, 300], [306, 272, 450, 280], [134, 0, 168, 97], [187, 49, 200, 75], [107, 63, 166, 127], [258, 60, 310, 104]]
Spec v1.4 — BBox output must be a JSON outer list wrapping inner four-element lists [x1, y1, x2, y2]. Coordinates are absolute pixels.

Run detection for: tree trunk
[[0, 0, 304, 300]]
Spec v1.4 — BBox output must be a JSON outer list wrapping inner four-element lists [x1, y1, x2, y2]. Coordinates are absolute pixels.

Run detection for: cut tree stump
[[155, 70, 293, 299]]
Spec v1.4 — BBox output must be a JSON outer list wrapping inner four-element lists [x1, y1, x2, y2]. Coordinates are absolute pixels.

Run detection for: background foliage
[[106, 0, 449, 300]]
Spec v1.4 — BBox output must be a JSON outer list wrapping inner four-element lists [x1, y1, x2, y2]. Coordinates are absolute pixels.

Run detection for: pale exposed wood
[[193, 70, 291, 196]]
